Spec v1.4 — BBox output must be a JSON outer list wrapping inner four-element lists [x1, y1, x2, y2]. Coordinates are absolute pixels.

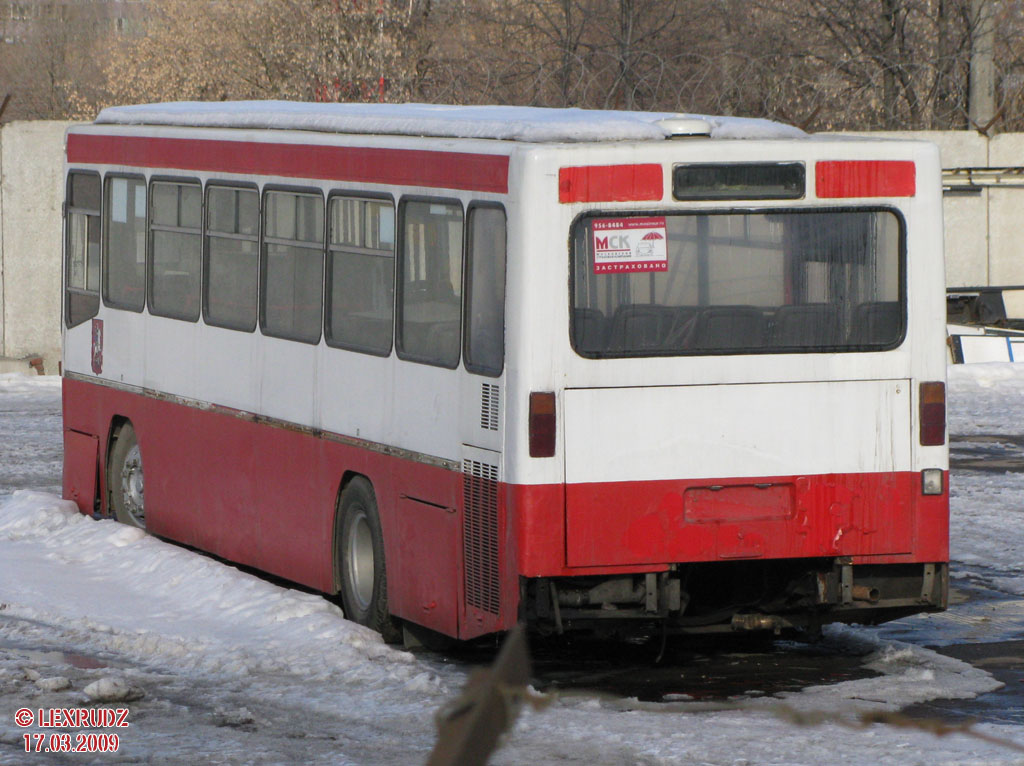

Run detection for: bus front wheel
[[337, 477, 401, 643], [108, 422, 145, 529]]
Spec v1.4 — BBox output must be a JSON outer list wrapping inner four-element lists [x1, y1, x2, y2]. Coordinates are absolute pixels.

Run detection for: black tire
[[337, 477, 401, 643], [108, 422, 146, 529]]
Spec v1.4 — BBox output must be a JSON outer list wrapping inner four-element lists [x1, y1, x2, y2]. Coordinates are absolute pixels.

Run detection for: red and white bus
[[62, 102, 948, 643]]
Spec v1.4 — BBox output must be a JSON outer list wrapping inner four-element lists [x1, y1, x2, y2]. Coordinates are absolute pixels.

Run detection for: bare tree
[[79, 0, 430, 115], [0, 2, 108, 120], [422, 0, 699, 110], [753, 0, 976, 130], [14, 0, 1024, 133]]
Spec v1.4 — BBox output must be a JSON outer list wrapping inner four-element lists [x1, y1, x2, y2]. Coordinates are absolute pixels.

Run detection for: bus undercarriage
[[520, 559, 948, 637]]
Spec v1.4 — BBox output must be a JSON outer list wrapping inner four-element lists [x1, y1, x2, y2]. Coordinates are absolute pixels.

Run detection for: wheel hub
[[120, 443, 145, 526], [347, 510, 375, 611]]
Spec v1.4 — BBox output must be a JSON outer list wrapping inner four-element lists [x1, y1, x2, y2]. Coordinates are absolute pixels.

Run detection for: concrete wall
[[1, 123, 1024, 375], [909, 131, 990, 289], [986, 134, 1024, 316], [839, 130, 1024, 316], [0, 120, 70, 373]]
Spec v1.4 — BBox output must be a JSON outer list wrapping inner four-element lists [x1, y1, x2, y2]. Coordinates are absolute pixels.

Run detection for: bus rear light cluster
[[922, 469, 944, 495], [919, 381, 946, 446], [529, 392, 556, 458]]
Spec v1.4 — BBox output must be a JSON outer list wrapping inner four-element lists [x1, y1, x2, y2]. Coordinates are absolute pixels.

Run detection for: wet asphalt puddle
[[903, 640, 1024, 725], [435, 572, 1024, 723], [527, 636, 875, 703], [951, 433, 1024, 472], [503, 581, 1023, 722], [879, 579, 1024, 725]]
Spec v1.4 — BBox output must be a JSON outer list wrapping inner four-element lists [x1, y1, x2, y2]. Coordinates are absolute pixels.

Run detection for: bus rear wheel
[[337, 477, 401, 643], [108, 422, 145, 529]]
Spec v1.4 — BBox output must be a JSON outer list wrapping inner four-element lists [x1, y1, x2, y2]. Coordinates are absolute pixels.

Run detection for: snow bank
[[0, 372, 60, 397], [0, 374, 63, 504], [771, 625, 1001, 713], [950, 467, 1024, 594], [95, 101, 808, 142], [947, 363, 1024, 593], [948, 362, 1024, 435], [0, 490, 444, 696]]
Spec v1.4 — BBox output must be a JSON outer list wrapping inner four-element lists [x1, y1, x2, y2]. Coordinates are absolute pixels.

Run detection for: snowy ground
[[0, 368, 1022, 765], [947, 365, 1024, 600]]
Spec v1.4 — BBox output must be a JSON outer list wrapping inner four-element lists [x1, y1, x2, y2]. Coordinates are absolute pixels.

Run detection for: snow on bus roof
[[94, 101, 807, 142]]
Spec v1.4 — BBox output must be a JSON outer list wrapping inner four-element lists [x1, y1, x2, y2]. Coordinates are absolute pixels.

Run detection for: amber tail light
[[919, 381, 946, 446], [529, 392, 556, 458]]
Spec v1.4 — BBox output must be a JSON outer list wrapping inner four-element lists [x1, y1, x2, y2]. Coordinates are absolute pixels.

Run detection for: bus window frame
[[64, 169, 102, 329], [463, 201, 507, 378], [324, 190, 397, 358], [203, 180, 261, 333], [567, 205, 908, 359], [101, 172, 148, 314], [147, 175, 203, 323], [395, 195, 466, 370], [259, 184, 326, 346]]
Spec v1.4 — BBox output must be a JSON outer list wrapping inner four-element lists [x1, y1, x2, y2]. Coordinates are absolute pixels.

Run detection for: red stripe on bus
[[62, 376, 509, 640], [558, 163, 663, 203], [62, 376, 947, 638], [66, 133, 510, 193], [815, 160, 916, 198]]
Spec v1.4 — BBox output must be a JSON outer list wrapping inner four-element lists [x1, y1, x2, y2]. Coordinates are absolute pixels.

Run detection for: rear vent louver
[[463, 459, 500, 615], [480, 383, 499, 431]]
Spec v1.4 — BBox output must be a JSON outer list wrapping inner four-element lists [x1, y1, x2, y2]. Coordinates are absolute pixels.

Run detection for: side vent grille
[[480, 383, 499, 431], [463, 459, 500, 615]]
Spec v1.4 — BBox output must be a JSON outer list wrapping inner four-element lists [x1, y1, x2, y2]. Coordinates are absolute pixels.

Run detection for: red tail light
[[529, 392, 556, 458], [920, 382, 946, 446]]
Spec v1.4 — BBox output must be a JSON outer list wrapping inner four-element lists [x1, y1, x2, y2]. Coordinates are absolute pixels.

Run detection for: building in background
[[0, 0, 146, 121], [1, 0, 145, 42]]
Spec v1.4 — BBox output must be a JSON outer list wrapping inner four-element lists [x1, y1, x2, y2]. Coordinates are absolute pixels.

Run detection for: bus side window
[[149, 180, 202, 322], [65, 171, 101, 328], [325, 196, 395, 355], [464, 205, 506, 376], [397, 199, 464, 368], [261, 189, 325, 344], [205, 186, 259, 332], [103, 175, 147, 312]]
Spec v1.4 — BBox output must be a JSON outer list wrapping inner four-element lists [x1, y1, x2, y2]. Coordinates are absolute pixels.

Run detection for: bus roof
[[94, 101, 808, 144]]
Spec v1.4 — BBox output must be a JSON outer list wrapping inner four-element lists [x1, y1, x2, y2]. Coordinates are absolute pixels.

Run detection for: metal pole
[[969, 0, 995, 130]]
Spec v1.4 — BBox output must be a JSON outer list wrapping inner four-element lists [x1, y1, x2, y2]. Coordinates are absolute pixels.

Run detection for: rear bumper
[[511, 472, 949, 576]]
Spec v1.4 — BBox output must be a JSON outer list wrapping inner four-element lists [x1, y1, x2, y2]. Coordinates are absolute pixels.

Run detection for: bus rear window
[[571, 209, 903, 357]]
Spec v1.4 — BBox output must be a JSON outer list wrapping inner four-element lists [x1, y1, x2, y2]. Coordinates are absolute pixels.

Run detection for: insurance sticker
[[592, 217, 668, 274]]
